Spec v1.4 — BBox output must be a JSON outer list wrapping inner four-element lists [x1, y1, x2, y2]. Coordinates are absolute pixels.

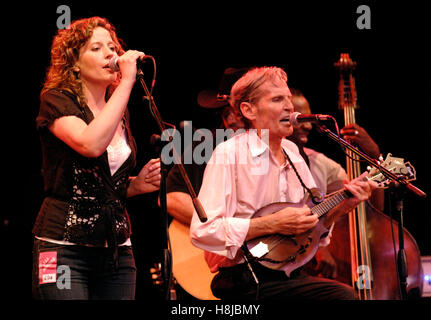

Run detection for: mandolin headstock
[[367, 153, 417, 188]]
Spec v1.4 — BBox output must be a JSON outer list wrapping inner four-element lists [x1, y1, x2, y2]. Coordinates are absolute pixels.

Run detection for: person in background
[[165, 68, 247, 226], [288, 88, 383, 279]]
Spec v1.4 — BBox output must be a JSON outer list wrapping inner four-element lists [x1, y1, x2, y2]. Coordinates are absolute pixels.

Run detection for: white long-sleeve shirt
[[190, 130, 318, 272]]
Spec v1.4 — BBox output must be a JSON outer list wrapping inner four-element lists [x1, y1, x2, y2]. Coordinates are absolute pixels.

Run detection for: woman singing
[[32, 16, 160, 300]]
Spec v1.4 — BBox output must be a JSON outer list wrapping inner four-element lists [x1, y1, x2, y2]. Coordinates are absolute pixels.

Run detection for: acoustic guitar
[[169, 219, 219, 300]]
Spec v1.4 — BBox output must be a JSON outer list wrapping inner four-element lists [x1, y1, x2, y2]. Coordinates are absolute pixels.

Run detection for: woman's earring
[[73, 66, 80, 77]]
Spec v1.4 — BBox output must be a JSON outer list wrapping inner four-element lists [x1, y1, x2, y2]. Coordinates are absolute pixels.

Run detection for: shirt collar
[[247, 129, 269, 158], [246, 129, 302, 164]]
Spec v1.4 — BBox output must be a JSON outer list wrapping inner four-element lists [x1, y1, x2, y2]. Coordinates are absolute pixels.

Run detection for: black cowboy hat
[[197, 67, 249, 109]]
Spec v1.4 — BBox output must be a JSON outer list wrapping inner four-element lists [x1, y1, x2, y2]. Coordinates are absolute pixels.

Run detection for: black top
[[166, 129, 223, 196], [165, 153, 207, 196], [33, 89, 137, 248]]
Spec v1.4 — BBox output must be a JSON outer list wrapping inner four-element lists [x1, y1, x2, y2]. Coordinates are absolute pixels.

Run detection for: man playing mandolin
[[190, 66, 377, 300]]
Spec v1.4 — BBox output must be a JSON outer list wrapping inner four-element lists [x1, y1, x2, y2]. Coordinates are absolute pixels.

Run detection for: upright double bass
[[327, 53, 423, 299]]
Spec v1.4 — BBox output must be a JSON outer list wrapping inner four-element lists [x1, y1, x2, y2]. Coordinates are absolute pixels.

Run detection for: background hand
[[340, 123, 380, 158]]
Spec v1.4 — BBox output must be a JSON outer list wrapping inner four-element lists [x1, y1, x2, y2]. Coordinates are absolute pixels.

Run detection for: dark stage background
[[3, 1, 430, 301]]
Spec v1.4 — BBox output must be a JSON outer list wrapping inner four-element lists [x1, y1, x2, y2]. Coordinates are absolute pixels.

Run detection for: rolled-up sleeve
[[190, 143, 250, 260]]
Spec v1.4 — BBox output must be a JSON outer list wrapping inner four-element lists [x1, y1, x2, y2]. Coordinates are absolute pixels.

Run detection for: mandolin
[[243, 154, 416, 276]]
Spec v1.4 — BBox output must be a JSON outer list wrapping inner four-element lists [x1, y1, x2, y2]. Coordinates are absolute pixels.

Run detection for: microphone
[[108, 56, 147, 72], [149, 133, 161, 146], [289, 112, 332, 126]]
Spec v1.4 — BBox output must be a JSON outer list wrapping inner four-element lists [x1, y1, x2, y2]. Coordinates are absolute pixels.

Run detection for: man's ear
[[240, 101, 256, 123]]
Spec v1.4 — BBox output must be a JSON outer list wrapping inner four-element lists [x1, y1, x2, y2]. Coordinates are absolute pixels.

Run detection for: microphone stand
[[150, 135, 173, 300], [315, 124, 426, 198], [315, 124, 427, 300], [136, 66, 207, 223], [391, 184, 408, 299], [135, 63, 208, 300]]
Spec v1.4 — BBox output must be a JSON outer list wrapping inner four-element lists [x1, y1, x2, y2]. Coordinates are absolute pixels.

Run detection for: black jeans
[[32, 239, 136, 300], [211, 262, 357, 300]]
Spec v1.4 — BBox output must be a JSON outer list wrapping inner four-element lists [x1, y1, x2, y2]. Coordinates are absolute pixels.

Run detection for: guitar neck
[[311, 190, 351, 218]]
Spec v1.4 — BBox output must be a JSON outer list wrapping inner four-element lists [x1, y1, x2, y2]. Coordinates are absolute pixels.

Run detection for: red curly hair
[[41, 16, 125, 107]]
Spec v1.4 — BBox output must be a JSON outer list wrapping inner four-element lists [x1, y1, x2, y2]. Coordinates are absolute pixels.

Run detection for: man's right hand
[[273, 206, 318, 235]]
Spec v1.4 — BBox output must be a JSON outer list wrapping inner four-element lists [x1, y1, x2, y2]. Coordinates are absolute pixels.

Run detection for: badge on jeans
[[39, 251, 57, 285]]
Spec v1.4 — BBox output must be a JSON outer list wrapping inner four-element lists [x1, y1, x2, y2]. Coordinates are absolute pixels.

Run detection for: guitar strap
[[283, 149, 323, 205]]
